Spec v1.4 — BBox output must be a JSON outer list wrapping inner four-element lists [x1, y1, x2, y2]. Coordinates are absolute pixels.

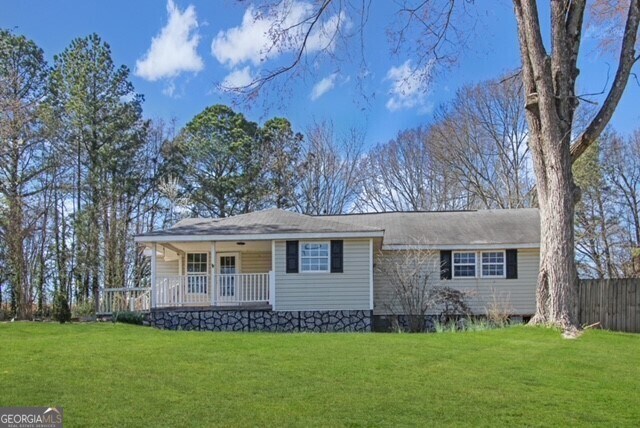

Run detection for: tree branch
[[571, 0, 640, 163], [221, 0, 334, 98]]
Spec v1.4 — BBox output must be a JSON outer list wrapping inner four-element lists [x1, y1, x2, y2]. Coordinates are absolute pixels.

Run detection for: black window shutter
[[286, 241, 299, 273], [330, 240, 344, 273], [440, 250, 452, 280], [506, 249, 518, 279]]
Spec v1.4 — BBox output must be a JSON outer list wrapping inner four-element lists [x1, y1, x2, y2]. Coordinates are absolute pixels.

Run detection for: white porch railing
[[154, 272, 271, 308], [98, 287, 151, 314], [156, 275, 211, 307]]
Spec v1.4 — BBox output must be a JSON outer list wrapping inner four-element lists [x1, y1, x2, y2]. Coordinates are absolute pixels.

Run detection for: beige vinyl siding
[[373, 248, 539, 316], [155, 249, 271, 277], [274, 239, 372, 311], [241, 252, 272, 273], [157, 258, 179, 277]]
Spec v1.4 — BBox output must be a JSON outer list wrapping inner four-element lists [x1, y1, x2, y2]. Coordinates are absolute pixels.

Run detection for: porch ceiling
[[160, 240, 272, 253]]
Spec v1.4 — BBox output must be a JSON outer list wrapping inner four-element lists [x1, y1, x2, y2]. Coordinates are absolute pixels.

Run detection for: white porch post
[[269, 240, 276, 310], [369, 239, 374, 310], [150, 243, 157, 309], [210, 242, 217, 306]]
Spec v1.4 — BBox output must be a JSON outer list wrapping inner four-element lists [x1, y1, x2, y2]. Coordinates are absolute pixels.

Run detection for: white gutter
[[135, 230, 385, 243]]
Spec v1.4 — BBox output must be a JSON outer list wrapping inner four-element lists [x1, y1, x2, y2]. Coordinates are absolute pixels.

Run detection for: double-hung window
[[300, 242, 330, 272], [453, 252, 476, 278], [452, 250, 507, 279], [481, 251, 505, 278], [186, 253, 208, 293]]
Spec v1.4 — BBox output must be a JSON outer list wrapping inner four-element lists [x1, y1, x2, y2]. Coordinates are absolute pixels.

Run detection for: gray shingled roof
[[136, 207, 540, 247], [136, 208, 383, 238], [321, 209, 540, 247]]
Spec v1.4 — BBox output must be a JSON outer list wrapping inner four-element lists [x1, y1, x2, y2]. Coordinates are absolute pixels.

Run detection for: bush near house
[[111, 311, 144, 325], [0, 323, 638, 427], [51, 292, 71, 323]]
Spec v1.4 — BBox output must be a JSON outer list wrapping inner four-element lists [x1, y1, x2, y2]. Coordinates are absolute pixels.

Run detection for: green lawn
[[0, 324, 638, 427]]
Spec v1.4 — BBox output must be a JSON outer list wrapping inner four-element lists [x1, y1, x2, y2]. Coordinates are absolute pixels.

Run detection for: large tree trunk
[[513, 0, 640, 331], [513, 0, 582, 329], [530, 149, 579, 328]]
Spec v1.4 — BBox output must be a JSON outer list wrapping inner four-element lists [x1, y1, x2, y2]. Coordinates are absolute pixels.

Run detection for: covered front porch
[[147, 240, 274, 310]]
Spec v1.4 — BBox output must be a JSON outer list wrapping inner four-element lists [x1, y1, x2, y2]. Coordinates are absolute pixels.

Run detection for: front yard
[[0, 323, 638, 427]]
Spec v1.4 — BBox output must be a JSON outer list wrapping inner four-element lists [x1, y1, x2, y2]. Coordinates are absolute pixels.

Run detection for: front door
[[218, 254, 237, 301]]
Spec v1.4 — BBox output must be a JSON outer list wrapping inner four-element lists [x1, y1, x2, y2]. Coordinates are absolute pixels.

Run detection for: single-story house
[[134, 208, 540, 331]]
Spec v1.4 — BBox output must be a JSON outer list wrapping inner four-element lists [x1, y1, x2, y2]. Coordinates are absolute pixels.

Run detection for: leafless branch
[[571, 0, 640, 163]]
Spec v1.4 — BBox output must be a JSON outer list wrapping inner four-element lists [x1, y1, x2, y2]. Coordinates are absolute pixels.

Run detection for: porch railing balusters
[[151, 273, 270, 308]]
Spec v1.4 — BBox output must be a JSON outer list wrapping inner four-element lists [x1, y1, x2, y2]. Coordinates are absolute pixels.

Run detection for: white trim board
[[369, 239, 374, 310]]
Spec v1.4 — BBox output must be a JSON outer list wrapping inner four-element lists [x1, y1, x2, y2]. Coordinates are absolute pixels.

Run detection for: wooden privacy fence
[[578, 279, 640, 333]]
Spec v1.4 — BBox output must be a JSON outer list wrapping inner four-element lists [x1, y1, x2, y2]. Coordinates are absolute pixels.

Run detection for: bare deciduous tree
[[514, 0, 639, 329], [359, 127, 469, 212], [431, 75, 534, 209], [0, 30, 49, 319], [375, 248, 442, 332], [295, 121, 364, 214], [573, 138, 622, 278], [223, 0, 640, 331], [376, 247, 472, 332], [603, 131, 640, 276]]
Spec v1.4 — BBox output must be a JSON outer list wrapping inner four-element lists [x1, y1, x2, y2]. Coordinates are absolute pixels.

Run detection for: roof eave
[[381, 242, 540, 251], [134, 230, 385, 243]]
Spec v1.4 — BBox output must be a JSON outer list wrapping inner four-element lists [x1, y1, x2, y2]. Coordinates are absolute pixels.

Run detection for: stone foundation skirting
[[149, 308, 371, 332]]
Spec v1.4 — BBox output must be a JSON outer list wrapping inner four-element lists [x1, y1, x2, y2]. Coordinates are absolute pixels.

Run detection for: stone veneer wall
[[149, 309, 371, 332]]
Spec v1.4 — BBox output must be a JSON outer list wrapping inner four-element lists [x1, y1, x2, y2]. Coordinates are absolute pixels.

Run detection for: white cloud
[[212, 2, 348, 68], [220, 66, 256, 90], [135, 0, 204, 81], [385, 60, 434, 112], [310, 73, 338, 100]]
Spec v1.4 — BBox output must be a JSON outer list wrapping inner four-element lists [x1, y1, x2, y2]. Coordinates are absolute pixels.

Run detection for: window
[[187, 253, 208, 293], [453, 252, 476, 278], [481, 251, 505, 278], [300, 242, 330, 272]]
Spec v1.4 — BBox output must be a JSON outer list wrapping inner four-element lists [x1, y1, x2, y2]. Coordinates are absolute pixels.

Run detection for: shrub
[[0, 304, 12, 321], [459, 318, 492, 332], [485, 288, 514, 327], [433, 320, 457, 333], [52, 291, 71, 324], [112, 311, 144, 325], [433, 317, 495, 333], [435, 287, 473, 322], [72, 300, 95, 318], [377, 250, 479, 332]]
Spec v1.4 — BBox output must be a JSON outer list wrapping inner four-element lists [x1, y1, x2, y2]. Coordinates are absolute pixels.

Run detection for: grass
[[0, 324, 638, 427]]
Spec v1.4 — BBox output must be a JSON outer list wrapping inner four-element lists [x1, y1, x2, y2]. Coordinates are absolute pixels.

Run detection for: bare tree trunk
[[36, 187, 50, 316], [8, 194, 29, 319], [513, 0, 639, 330], [531, 157, 579, 327], [512, 0, 578, 329]]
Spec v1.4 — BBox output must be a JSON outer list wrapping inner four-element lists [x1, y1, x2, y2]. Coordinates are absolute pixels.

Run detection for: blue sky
[[2, 1, 638, 145]]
